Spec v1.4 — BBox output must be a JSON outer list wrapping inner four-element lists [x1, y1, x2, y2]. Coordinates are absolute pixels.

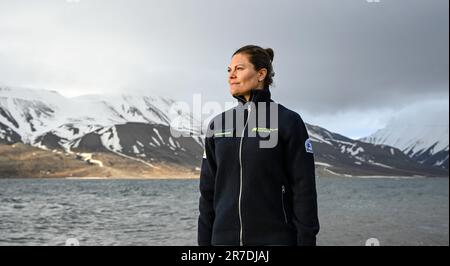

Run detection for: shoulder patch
[[305, 138, 313, 154]]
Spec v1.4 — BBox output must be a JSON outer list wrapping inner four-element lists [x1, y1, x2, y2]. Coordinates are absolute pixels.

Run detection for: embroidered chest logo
[[213, 130, 233, 137], [251, 127, 279, 133]]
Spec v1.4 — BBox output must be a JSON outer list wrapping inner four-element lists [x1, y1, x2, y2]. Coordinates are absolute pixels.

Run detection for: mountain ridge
[[0, 86, 448, 178]]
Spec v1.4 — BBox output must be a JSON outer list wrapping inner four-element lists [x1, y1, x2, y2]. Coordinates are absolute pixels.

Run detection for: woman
[[198, 45, 319, 246]]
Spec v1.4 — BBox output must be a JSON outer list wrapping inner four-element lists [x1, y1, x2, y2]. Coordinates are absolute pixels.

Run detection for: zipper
[[281, 185, 288, 223], [238, 104, 251, 246]]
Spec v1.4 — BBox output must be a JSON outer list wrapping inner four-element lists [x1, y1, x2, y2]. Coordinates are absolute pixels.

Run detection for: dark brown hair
[[232, 45, 275, 90]]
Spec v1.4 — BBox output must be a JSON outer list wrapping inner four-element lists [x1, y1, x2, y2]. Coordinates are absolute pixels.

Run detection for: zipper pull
[[282, 185, 285, 193], [248, 105, 251, 112]]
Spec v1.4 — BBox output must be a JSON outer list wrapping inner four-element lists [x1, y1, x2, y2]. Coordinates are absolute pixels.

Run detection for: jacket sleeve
[[197, 124, 217, 246], [285, 114, 320, 246]]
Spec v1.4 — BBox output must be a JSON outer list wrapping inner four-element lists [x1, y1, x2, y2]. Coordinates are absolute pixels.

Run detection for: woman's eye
[[228, 67, 243, 72]]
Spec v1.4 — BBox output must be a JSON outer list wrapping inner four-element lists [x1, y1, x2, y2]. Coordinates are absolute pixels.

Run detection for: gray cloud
[[0, 0, 448, 137]]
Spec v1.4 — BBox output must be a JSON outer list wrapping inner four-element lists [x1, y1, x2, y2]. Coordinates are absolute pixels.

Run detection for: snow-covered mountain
[[0, 86, 448, 177], [0, 86, 203, 167], [360, 105, 449, 170], [307, 124, 447, 177], [0, 86, 198, 142]]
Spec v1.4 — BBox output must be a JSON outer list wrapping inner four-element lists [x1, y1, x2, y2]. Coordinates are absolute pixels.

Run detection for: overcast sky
[[0, 0, 448, 138]]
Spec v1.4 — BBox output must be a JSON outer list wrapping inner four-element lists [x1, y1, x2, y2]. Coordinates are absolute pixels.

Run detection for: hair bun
[[264, 48, 274, 62]]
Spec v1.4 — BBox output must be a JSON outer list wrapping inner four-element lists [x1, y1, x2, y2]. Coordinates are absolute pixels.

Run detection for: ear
[[258, 68, 268, 81]]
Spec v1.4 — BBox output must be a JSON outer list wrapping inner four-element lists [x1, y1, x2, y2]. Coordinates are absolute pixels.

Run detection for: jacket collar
[[233, 88, 272, 104]]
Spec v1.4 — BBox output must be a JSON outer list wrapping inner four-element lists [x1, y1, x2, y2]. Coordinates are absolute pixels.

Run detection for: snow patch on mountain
[[360, 99, 449, 169], [0, 86, 200, 144]]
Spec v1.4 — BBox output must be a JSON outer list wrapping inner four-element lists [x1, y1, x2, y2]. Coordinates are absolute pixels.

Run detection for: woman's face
[[228, 53, 266, 100]]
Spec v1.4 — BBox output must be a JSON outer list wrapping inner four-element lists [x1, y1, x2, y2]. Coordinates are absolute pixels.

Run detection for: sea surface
[[0, 176, 448, 246]]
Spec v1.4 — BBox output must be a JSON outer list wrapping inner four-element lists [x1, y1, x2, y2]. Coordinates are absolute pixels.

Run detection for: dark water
[[0, 177, 448, 246]]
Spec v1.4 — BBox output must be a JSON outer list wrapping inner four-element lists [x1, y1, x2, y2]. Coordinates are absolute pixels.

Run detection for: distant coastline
[[1, 143, 447, 179], [0, 143, 201, 179]]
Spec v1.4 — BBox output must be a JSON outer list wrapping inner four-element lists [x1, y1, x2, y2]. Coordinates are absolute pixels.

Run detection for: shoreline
[[64, 175, 200, 180], [0, 175, 200, 180], [0, 175, 447, 180]]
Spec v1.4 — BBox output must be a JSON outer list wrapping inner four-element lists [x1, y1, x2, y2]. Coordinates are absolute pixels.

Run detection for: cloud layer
[[0, 0, 448, 137]]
